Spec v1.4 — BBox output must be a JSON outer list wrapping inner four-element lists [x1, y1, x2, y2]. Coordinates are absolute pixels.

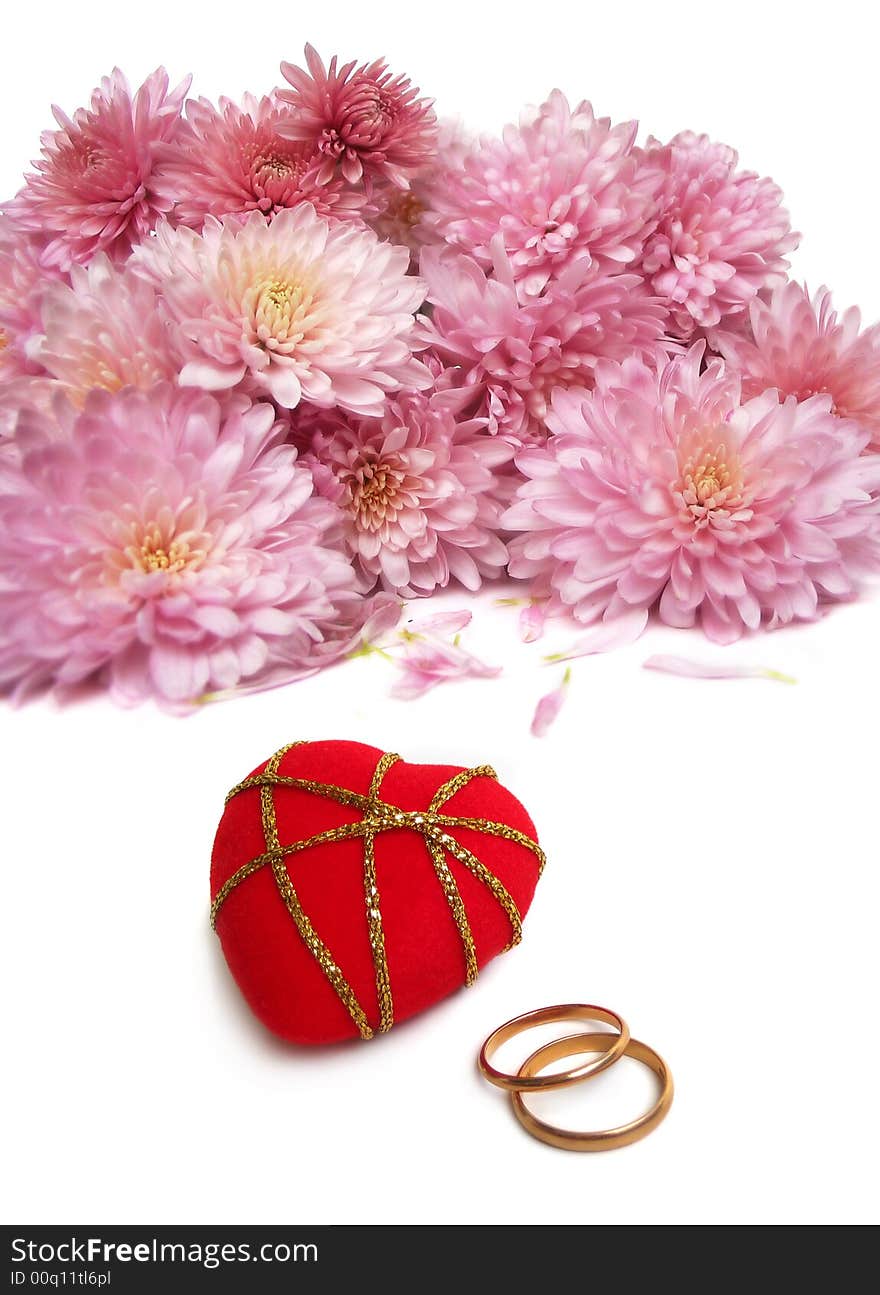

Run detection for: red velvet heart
[[210, 739, 544, 1044]]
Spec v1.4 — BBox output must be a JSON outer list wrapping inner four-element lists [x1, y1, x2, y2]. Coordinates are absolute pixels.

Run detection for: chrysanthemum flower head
[[12, 68, 191, 269], [0, 385, 373, 706], [505, 346, 880, 642], [277, 44, 437, 189], [428, 90, 661, 297], [33, 254, 179, 404], [369, 118, 473, 266], [637, 132, 797, 337], [417, 241, 668, 445], [296, 391, 511, 595], [153, 93, 367, 229], [715, 282, 880, 450], [132, 204, 430, 412], [0, 214, 65, 379]]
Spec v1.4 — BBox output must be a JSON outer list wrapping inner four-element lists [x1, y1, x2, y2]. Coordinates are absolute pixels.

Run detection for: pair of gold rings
[[478, 1004, 673, 1151]]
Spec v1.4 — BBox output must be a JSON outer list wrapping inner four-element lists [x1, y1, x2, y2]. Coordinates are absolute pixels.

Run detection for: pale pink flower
[[277, 44, 437, 189], [33, 254, 179, 404], [132, 204, 429, 411], [715, 283, 880, 450], [0, 215, 65, 379], [637, 133, 796, 337], [369, 187, 435, 266], [418, 243, 668, 445], [428, 91, 660, 297], [297, 390, 511, 595], [369, 118, 473, 264], [505, 346, 880, 644], [12, 68, 191, 269], [530, 667, 570, 737], [643, 654, 795, 683], [0, 385, 371, 707], [153, 93, 366, 229]]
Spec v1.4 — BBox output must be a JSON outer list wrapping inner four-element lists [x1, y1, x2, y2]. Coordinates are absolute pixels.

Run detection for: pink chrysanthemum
[[11, 68, 191, 269], [295, 391, 511, 595], [277, 44, 437, 189], [0, 385, 375, 706], [153, 93, 366, 228], [33, 254, 179, 404], [369, 187, 434, 264], [0, 215, 65, 379], [428, 90, 660, 297], [715, 282, 880, 450], [636, 132, 796, 337], [132, 204, 429, 412], [369, 118, 472, 264], [417, 243, 668, 445], [505, 346, 880, 643]]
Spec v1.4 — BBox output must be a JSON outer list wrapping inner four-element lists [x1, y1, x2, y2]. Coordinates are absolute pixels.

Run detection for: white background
[[2, 0, 878, 1226]]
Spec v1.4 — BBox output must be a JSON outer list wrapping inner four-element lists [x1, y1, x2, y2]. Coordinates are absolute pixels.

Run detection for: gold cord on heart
[[211, 742, 546, 1040]]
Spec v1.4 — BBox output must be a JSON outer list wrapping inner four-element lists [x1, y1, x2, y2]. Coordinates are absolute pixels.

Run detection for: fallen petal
[[519, 601, 547, 644], [389, 669, 437, 701], [643, 655, 797, 684], [348, 599, 404, 656], [391, 634, 501, 699], [530, 668, 571, 737], [404, 609, 473, 637], [545, 608, 648, 663]]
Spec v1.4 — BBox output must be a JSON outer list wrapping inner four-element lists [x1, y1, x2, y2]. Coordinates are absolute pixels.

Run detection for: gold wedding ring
[[478, 1004, 673, 1151], [478, 1003, 630, 1092], [511, 1032, 674, 1151]]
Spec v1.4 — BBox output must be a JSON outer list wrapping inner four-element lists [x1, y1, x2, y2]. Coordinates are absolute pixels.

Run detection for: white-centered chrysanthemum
[[132, 204, 430, 413]]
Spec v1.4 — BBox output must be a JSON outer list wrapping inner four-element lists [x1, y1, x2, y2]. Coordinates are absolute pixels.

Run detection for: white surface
[[2, 0, 879, 1227]]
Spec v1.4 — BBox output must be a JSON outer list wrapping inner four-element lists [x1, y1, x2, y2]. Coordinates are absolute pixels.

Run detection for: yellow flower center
[[694, 465, 721, 502], [347, 454, 407, 531], [262, 279, 298, 308], [127, 523, 207, 576], [254, 151, 295, 177], [676, 438, 745, 523], [63, 352, 173, 408], [0, 327, 8, 352], [251, 270, 318, 349], [392, 191, 424, 228]]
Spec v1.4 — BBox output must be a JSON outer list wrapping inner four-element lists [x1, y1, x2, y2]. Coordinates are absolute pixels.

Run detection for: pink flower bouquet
[[2, 44, 879, 710]]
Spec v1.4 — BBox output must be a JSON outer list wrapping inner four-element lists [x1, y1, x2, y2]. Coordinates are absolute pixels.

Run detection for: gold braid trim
[[363, 752, 399, 1033], [211, 743, 546, 1039], [260, 744, 373, 1040]]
